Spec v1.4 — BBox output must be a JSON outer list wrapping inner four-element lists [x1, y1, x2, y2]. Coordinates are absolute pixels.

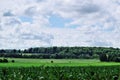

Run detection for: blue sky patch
[[49, 15, 72, 28], [19, 16, 33, 23]]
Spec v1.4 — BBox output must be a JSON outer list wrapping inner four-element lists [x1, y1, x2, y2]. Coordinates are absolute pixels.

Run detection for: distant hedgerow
[[0, 58, 8, 63]]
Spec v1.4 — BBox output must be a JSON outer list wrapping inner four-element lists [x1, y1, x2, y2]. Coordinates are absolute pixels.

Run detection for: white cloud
[[0, 0, 120, 49]]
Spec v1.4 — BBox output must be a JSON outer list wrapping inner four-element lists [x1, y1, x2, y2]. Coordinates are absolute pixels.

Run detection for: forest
[[0, 47, 120, 62]]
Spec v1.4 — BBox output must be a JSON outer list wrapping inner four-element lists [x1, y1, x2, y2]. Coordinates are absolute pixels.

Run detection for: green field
[[0, 58, 120, 80], [1, 66, 120, 80], [0, 58, 120, 67]]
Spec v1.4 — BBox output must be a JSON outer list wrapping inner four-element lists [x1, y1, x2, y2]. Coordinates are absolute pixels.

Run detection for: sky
[[0, 0, 120, 49]]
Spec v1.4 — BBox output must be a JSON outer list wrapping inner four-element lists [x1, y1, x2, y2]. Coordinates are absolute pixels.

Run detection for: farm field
[[0, 58, 120, 67], [0, 58, 120, 80], [0, 66, 120, 80]]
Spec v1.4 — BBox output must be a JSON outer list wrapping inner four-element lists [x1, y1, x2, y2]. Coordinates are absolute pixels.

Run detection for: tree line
[[0, 47, 120, 62]]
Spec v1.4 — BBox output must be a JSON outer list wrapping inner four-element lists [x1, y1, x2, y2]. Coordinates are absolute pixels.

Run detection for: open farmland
[[0, 66, 120, 80], [0, 58, 120, 67], [0, 58, 120, 80]]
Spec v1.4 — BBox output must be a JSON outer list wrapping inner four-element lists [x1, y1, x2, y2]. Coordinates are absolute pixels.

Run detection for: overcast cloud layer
[[0, 0, 120, 49]]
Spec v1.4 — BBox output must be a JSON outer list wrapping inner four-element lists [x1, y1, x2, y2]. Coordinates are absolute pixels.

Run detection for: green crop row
[[0, 66, 120, 80]]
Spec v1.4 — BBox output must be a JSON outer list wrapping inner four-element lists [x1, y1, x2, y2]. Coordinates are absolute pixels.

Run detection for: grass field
[[0, 58, 120, 67]]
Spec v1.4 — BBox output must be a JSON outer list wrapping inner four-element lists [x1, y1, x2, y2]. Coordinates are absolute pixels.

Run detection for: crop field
[[0, 58, 120, 80], [0, 66, 120, 80], [0, 58, 120, 67]]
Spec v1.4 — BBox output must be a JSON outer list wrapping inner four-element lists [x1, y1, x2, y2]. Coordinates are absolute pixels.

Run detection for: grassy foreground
[[0, 58, 120, 67], [0, 66, 120, 80]]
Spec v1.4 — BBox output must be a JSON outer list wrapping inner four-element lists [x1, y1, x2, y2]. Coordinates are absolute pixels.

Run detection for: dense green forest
[[0, 47, 120, 62]]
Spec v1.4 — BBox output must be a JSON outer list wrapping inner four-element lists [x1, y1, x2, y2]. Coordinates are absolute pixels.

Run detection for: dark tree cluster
[[0, 58, 8, 63], [0, 47, 120, 61], [99, 53, 120, 62]]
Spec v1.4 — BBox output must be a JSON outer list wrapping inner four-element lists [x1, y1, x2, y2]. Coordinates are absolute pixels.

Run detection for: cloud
[[79, 4, 100, 14], [24, 6, 37, 17], [3, 11, 14, 17], [4, 18, 21, 26], [0, 0, 120, 49], [36, 0, 46, 3], [89, 40, 112, 47], [20, 32, 54, 43]]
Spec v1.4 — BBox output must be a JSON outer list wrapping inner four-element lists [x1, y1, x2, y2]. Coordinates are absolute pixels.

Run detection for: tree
[[115, 57, 120, 62], [99, 54, 108, 62]]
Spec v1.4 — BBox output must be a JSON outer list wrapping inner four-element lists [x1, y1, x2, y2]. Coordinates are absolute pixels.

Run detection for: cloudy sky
[[0, 0, 120, 49]]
